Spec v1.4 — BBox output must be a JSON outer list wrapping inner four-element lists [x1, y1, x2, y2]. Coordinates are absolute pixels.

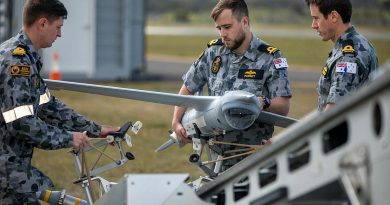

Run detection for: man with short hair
[[0, 0, 118, 203], [172, 0, 292, 172], [305, 0, 378, 111]]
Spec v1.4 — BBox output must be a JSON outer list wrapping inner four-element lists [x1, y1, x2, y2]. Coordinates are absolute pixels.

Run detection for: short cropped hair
[[211, 0, 249, 22], [23, 0, 68, 27], [305, 0, 352, 23]]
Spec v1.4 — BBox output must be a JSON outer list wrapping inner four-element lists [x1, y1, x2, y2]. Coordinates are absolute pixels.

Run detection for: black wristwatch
[[262, 96, 271, 109]]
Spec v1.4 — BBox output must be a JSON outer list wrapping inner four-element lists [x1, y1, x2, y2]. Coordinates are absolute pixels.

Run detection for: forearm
[[172, 106, 186, 126], [172, 85, 192, 126], [324, 103, 334, 111], [39, 95, 101, 137], [260, 96, 290, 116]]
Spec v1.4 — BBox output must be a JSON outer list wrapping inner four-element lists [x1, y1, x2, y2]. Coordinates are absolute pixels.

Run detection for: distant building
[[3, 0, 145, 81], [0, 0, 13, 42]]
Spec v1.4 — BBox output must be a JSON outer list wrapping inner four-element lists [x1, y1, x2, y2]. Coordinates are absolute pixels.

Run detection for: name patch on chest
[[273, 58, 288, 69], [238, 69, 264, 79], [10, 65, 31, 77], [335, 62, 357, 74]]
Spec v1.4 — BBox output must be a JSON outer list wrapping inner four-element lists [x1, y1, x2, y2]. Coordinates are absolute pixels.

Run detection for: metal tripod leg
[[73, 151, 94, 205]]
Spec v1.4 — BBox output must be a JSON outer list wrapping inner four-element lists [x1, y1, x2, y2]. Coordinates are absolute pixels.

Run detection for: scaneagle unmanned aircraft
[[46, 79, 298, 176]]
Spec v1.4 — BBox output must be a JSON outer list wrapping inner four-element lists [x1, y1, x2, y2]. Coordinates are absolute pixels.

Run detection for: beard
[[223, 31, 246, 51]]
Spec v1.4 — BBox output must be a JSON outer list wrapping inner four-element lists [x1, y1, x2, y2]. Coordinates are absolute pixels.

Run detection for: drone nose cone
[[220, 91, 261, 130]]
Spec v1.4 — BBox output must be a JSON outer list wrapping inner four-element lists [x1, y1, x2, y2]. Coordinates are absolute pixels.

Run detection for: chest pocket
[[233, 68, 265, 95]]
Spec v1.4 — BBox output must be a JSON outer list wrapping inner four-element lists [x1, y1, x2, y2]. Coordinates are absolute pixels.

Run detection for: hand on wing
[[73, 132, 90, 150]]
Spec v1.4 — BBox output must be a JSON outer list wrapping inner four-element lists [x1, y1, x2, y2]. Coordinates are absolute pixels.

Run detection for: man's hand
[[172, 121, 192, 143], [99, 125, 120, 138], [324, 103, 335, 111], [72, 132, 90, 150], [171, 85, 193, 143]]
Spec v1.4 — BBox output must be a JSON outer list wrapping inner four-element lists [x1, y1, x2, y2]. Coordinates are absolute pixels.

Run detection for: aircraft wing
[[257, 111, 298, 128], [45, 80, 216, 110], [46, 80, 298, 128]]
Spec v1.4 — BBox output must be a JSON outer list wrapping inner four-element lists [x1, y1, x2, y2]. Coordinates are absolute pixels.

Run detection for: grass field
[[146, 35, 390, 70]]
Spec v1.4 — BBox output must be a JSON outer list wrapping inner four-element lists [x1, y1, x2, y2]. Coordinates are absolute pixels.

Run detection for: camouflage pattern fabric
[[183, 33, 292, 171], [317, 26, 379, 111], [0, 31, 102, 204]]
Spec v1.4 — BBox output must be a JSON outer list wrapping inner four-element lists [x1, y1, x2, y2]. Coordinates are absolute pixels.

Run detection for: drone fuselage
[[181, 90, 261, 138]]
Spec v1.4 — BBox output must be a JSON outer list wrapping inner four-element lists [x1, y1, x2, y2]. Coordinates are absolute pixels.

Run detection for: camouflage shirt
[[317, 26, 378, 111], [0, 31, 101, 199], [183, 34, 292, 170]]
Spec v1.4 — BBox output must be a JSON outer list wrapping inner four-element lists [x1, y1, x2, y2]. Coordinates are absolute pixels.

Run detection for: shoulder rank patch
[[193, 51, 205, 67], [10, 65, 31, 77], [207, 38, 223, 48], [197, 51, 204, 61], [258, 44, 279, 55], [342, 40, 355, 55], [257, 44, 279, 55], [12, 47, 26, 56], [322, 65, 329, 77], [211, 56, 222, 74], [238, 69, 264, 80]]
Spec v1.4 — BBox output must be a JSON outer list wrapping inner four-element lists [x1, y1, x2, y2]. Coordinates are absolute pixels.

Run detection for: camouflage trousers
[[0, 192, 40, 205], [0, 166, 53, 205]]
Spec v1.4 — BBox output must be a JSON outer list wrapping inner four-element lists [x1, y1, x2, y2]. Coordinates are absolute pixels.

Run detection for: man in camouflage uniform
[[305, 0, 378, 112], [172, 0, 291, 172], [0, 0, 118, 204]]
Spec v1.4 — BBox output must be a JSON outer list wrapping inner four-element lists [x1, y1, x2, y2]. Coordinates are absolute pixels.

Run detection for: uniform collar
[[335, 26, 357, 48], [16, 30, 42, 65], [244, 34, 261, 62], [222, 33, 259, 62]]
